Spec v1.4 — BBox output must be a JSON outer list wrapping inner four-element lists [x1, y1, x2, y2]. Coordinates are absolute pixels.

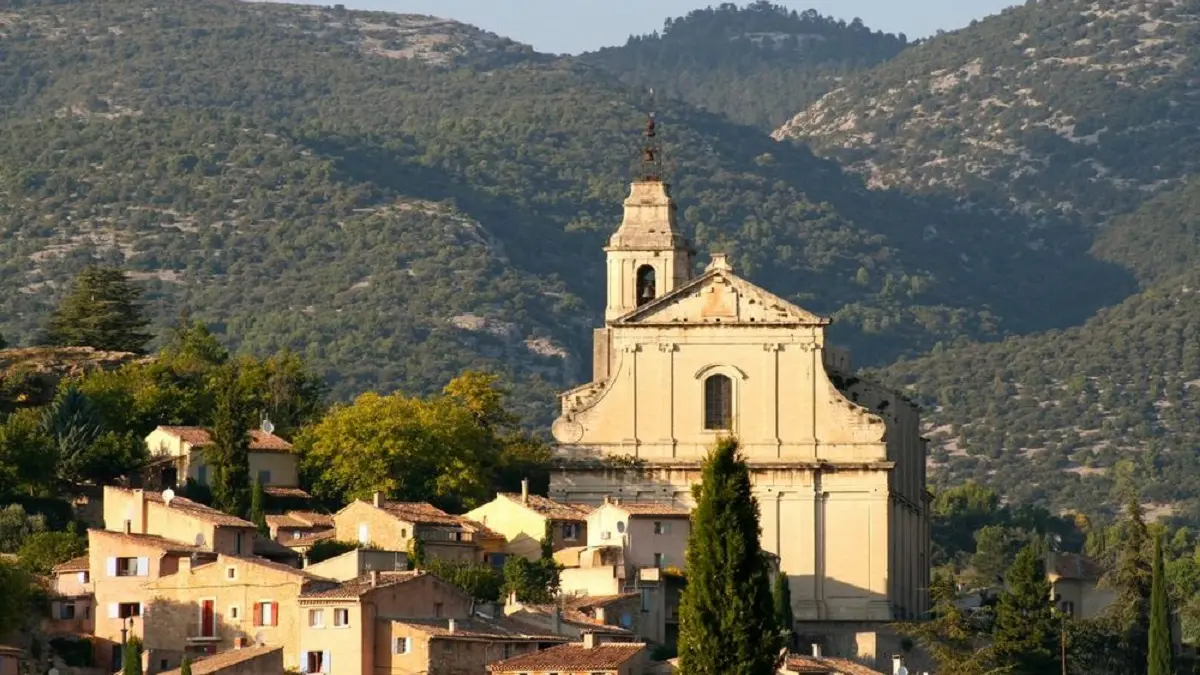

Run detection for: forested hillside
[[882, 180, 1200, 521], [775, 0, 1200, 223], [583, 1, 908, 130], [0, 0, 1127, 425]]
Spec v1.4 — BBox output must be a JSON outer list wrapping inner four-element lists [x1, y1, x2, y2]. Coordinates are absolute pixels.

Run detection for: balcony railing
[[186, 624, 222, 642]]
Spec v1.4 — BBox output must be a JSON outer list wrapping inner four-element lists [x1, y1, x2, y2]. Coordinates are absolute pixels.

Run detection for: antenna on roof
[[261, 414, 275, 435], [639, 88, 663, 183]]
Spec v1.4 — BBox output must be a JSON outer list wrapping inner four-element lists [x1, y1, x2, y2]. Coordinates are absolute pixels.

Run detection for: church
[[548, 118, 931, 635]]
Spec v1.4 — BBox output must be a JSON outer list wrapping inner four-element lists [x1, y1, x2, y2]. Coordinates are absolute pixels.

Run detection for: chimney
[[370, 570, 379, 588], [521, 478, 530, 504], [123, 519, 132, 535], [582, 631, 598, 649], [811, 643, 822, 659], [448, 618, 456, 634], [133, 488, 146, 532], [373, 491, 383, 508]]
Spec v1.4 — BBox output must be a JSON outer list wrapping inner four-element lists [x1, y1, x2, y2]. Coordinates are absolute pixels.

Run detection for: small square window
[[308, 609, 325, 628], [257, 470, 271, 485], [393, 637, 411, 654], [434, 603, 444, 618], [226, 566, 237, 580], [333, 608, 349, 627], [229, 606, 240, 620]]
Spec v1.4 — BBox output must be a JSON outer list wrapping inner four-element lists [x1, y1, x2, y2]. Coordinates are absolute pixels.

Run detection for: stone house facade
[[377, 616, 567, 675], [47, 554, 94, 635], [104, 486, 259, 556], [144, 425, 303, 497], [463, 482, 592, 560], [333, 496, 502, 563], [486, 634, 648, 675]]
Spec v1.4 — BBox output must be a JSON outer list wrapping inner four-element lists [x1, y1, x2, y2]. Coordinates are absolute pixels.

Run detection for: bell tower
[[604, 112, 694, 323]]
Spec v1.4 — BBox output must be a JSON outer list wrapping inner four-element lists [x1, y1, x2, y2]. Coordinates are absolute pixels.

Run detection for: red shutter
[[252, 602, 262, 627], [271, 603, 279, 626]]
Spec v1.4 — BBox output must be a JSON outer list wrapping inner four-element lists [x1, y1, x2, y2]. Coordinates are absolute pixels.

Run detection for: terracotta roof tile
[[155, 426, 294, 453], [299, 570, 427, 599], [157, 644, 280, 675], [608, 502, 691, 517], [1047, 552, 1104, 581], [265, 514, 307, 529], [391, 617, 570, 642], [377, 501, 462, 526], [458, 517, 506, 540], [217, 554, 310, 578], [500, 493, 592, 521], [288, 511, 334, 527], [784, 655, 886, 675], [288, 530, 335, 548], [263, 486, 311, 499], [487, 641, 646, 672], [90, 529, 208, 555], [562, 593, 639, 611], [52, 555, 90, 574], [511, 604, 633, 635], [133, 489, 256, 528]]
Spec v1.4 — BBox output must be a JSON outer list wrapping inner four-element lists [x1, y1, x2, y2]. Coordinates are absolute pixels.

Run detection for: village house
[[778, 646, 892, 675], [486, 634, 648, 675], [140, 554, 330, 672], [157, 644, 284, 675], [1045, 551, 1116, 620], [104, 486, 259, 557], [47, 554, 94, 635], [378, 616, 568, 675], [333, 494, 504, 563], [500, 594, 637, 642], [296, 570, 475, 674], [463, 480, 592, 560], [303, 548, 409, 582], [88, 528, 210, 671], [265, 511, 333, 544], [143, 424, 308, 500]]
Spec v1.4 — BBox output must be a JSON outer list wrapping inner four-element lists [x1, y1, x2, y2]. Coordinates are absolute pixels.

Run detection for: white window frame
[[261, 600, 275, 626], [308, 608, 325, 628], [393, 636, 411, 655], [333, 608, 349, 628]]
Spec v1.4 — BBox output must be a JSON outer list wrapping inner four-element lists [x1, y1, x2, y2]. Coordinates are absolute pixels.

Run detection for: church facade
[[549, 175, 930, 626]]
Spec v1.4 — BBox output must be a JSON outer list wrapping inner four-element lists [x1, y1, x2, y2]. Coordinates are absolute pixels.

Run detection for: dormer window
[[636, 265, 656, 306]]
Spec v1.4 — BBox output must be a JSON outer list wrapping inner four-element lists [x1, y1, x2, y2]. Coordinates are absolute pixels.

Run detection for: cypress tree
[[677, 437, 782, 675], [1148, 534, 1173, 675], [41, 266, 151, 354], [206, 364, 252, 517], [250, 477, 268, 535], [409, 536, 427, 568], [773, 572, 795, 649], [179, 656, 192, 675], [992, 545, 1057, 675], [122, 636, 143, 675]]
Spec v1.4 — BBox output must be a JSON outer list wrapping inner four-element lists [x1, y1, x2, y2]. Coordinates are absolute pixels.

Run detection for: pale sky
[[334, 0, 1020, 54]]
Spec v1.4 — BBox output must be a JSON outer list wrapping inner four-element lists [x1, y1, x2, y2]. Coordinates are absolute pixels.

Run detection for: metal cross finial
[[640, 89, 663, 182]]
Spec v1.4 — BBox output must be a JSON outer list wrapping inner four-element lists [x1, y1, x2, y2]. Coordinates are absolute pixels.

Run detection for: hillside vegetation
[[0, 0, 1129, 424], [584, 1, 908, 130], [775, 0, 1200, 223]]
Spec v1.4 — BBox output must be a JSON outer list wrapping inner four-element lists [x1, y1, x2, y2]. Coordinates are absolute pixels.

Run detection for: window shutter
[[106, 557, 117, 577], [299, 652, 309, 674], [137, 557, 150, 576], [78, 571, 87, 584], [323, 650, 331, 672], [108, 603, 119, 619], [271, 602, 279, 626], [253, 603, 263, 627]]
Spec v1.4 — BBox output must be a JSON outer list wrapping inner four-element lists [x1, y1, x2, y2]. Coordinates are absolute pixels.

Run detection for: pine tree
[[1107, 495, 1153, 674], [40, 266, 151, 354], [1148, 534, 1173, 675], [250, 477, 268, 535], [205, 364, 252, 517], [993, 545, 1057, 675], [179, 656, 192, 675], [677, 437, 782, 675], [773, 572, 795, 649]]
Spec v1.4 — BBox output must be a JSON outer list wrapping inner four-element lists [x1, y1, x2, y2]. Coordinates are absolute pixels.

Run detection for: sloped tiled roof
[[562, 593, 639, 611], [157, 645, 280, 675], [610, 502, 691, 517], [263, 486, 311, 499], [458, 517, 506, 540], [487, 641, 646, 672], [135, 489, 256, 528], [378, 501, 463, 527], [1047, 552, 1105, 581], [299, 570, 428, 599], [784, 655, 886, 675], [52, 555, 90, 574], [500, 493, 592, 521], [288, 529, 335, 548], [511, 603, 633, 635], [218, 554, 310, 578], [91, 530, 207, 555], [155, 426, 294, 453], [289, 511, 334, 527], [391, 616, 569, 642]]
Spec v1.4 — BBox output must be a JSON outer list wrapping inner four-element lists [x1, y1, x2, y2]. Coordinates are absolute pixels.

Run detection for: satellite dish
[[261, 415, 275, 435], [162, 488, 175, 506], [253, 631, 266, 645], [896, 668, 908, 675]]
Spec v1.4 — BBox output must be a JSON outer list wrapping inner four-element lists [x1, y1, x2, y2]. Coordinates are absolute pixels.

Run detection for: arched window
[[636, 265, 657, 307], [704, 374, 733, 430]]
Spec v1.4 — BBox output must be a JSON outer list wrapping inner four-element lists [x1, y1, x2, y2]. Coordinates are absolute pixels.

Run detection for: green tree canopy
[[677, 437, 782, 675], [993, 545, 1057, 674], [40, 266, 151, 354], [1148, 534, 1173, 675], [18, 530, 86, 576]]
